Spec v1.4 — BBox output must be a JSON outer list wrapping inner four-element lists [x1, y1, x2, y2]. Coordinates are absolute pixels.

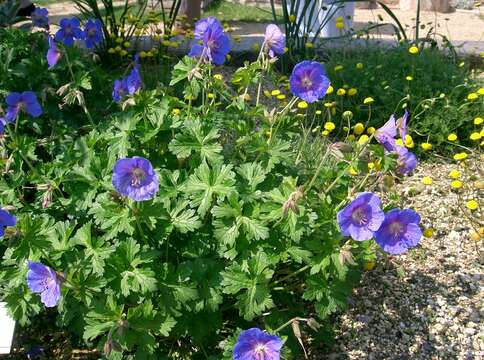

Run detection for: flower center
[[65, 25, 72, 35], [301, 76, 312, 89], [254, 343, 267, 359], [389, 221, 404, 237], [351, 206, 368, 225], [88, 28, 97, 37], [131, 168, 145, 187]]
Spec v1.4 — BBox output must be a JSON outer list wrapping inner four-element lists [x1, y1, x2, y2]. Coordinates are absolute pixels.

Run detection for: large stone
[[400, 0, 451, 12]]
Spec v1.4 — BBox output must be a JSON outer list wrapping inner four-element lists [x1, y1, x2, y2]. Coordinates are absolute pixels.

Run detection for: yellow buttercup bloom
[[408, 45, 419, 54], [395, 139, 404, 146], [348, 134, 356, 141], [478, 88, 484, 95], [207, 93, 215, 99], [326, 85, 334, 95], [466, 200, 479, 210], [404, 135, 414, 148], [421, 142, 432, 151], [349, 166, 358, 175], [324, 122, 336, 131], [334, 65, 344, 72], [367, 127, 375, 135], [368, 162, 375, 170], [172, 108, 181, 115], [271, 89, 281, 96], [315, 110, 322, 115], [405, 76, 413, 81], [288, 14, 296, 23], [305, 42, 313, 49], [422, 176, 433, 185], [449, 169, 460, 178], [263, 90, 271, 98], [451, 180, 463, 189], [335, 16, 344, 22], [467, 93, 478, 101], [356, 62, 363, 69], [354, 123, 365, 135], [276, 94, 286, 100], [336, 21, 344, 29], [337, 88, 346, 96], [358, 135, 369, 145], [363, 97, 374, 105], [348, 88, 358, 96], [453, 152, 468, 161], [447, 133, 458, 141], [470, 132, 481, 141], [297, 101, 308, 109], [213, 74, 223, 80], [322, 130, 329, 136], [423, 228, 434, 238], [474, 117, 483, 125]]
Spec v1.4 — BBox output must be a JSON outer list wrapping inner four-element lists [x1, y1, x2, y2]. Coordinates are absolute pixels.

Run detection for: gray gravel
[[327, 158, 483, 359]]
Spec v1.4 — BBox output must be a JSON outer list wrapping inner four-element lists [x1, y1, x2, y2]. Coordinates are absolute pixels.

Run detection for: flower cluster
[[375, 111, 418, 176], [338, 192, 422, 255], [189, 17, 231, 65]]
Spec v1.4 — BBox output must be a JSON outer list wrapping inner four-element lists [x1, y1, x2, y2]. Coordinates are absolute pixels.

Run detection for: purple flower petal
[[112, 156, 159, 201], [289, 61, 330, 103], [26, 261, 62, 307], [233, 328, 283, 360]]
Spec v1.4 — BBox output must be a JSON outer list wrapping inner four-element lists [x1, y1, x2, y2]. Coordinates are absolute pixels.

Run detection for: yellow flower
[[354, 123, 365, 135], [226, 54, 231, 61], [284, 47, 289, 53], [368, 162, 375, 170], [297, 101, 308, 109], [324, 122, 336, 131], [449, 169, 460, 178], [404, 134, 414, 148], [334, 65, 344, 72], [453, 152, 468, 161], [467, 93, 478, 101], [356, 62, 364, 69], [335, 21, 344, 29], [213, 73, 223, 80], [422, 176, 433, 185], [108, 48, 115, 54], [271, 89, 281, 96], [335, 16, 344, 22], [423, 228, 434, 238], [276, 94, 286, 100], [470, 230, 482, 242], [207, 93, 215, 99], [342, 110, 353, 120], [466, 200, 479, 210], [315, 110, 322, 115], [305, 42, 313, 49], [337, 88, 346, 96], [478, 88, 484, 95], [326, 85, 334, 95], [451, 180, 463, 189], [263, 90, 271, 98], [419, 142, 432, 151], [172, 108, 181, 115], [474, 117, 483, 125], [395, 138, 404, 146], [405, 76, 413, 81], [322, 130, 329, 136], [408, 45, 419, 54], [348, 88, 358, 96], [367, 127, 375, 135], [288, 14, 296, 23], [358, 135, 369, 145], [349, 166, 358, 175], [347, 134, 356, 142], [363, 97, 374, 105], [447, 133, 458, 141], [324, 102, 333, 108], [363, 261, 375, 271], [470, 132, 481, 141]]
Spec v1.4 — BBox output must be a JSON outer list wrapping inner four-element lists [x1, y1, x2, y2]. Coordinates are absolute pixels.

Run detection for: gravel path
[[328, 158, 483, 359]]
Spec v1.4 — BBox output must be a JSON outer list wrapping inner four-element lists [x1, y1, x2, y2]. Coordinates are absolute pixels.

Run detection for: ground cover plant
[[0, 4, 483, 359]]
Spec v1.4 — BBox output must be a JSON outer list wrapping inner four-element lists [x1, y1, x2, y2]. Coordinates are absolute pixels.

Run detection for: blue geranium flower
[[233, 328, 283, 360], [112, 78, 128, 103], [55, 18, 84, 46], [26, 261, 63, 307], [46, 36, 61, 69], [2, 91, 42, 123], [83, 19, 103, 49], [289, 61, 330, 103], [337, 192, 385, 241], [0, 208, 16, 237], [112, 156, 159, 201], [264, 24, 285, 58], [189, 17, 230, 65], [31, 7, 49, 30], [126, 67, 142, 95], [374, 208, 422, 255]]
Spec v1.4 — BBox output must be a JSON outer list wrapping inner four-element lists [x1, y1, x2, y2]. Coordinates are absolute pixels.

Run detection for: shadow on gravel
[[324, 264, 481, 360]]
